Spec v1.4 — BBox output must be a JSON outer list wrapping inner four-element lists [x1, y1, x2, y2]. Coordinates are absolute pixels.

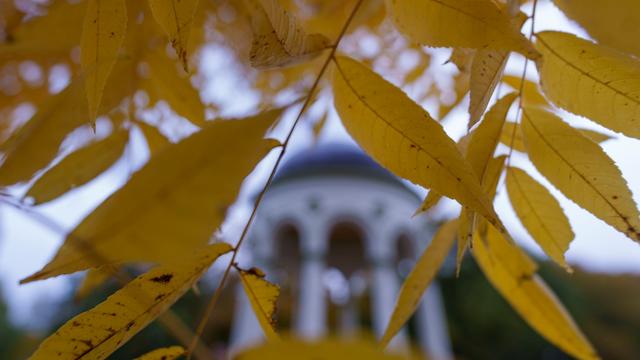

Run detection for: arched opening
[[273, 223, 301, 330], [326, 221, 369, 335]]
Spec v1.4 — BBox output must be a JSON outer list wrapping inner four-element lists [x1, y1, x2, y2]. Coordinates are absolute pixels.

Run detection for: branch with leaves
[[1, 0, 639, 359]]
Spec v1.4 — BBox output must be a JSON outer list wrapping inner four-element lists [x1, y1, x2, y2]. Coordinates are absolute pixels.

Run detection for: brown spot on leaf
[[150, 274, 173, 283]]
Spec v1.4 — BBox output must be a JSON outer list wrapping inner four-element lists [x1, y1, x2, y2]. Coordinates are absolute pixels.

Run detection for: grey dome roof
[[272, 143, 407, 188]]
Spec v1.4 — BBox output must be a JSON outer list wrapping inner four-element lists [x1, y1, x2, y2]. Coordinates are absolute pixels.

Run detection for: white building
[[230, 144, 452, 359]]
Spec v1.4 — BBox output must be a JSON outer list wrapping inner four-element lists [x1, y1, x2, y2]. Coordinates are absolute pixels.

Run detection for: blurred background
[[1, 0, 639, 358]]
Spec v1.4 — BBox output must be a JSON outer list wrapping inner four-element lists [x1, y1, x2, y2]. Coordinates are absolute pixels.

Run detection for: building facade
[[230, 145, 452, 359]]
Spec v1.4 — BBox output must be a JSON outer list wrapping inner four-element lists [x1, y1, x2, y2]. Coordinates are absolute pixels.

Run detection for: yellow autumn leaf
[[238, 267, 280, 341], [506, 166, 574, 270], [535, 31, 640, 139], [521, 107, 640, 243], [244, 0, 330, 69], [75, 265, 118, 301], [332, 55, 505, 234], [468, 49, 509, 128], [236, 338, 405, 360], [21, 110, 282, 283], [500, 121, 612, 153], [386, 0, 538, 58], [135, 121, 171, 156], [29, 243, 231, 360], [26, 129, 129, 205], [0, 0, 85, 60], [142, 50, 207, 127], [466, 93, 517, 180], [148, 0, 199, 71], [457, 155, 507, 272], [81, 0, 127, 125], [414, 190, 442, 215], [552, 0, 640, 57], [135, 345, 185, 360], [457, 94, 516, 264], [381, 219, 457, 347], [473, 227, 598, 360], [467, 11, 525, 128], [0, 79, 88, 186], [502, 75, 548, 107]]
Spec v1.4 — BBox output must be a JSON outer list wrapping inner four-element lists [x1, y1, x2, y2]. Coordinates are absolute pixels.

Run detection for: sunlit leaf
[[552, 0, 640, 57], [522, 107, 640, 243], [500, 121, 612, 153], [142, 49, 207, 127], [236, 338, 404, 360], [81, 0, 127, 125], [29, 244, 231, 360], [473, 227, 598, 360], [332, 56, 505, 233], [386, 0, 538, 58], [506, 166, 574, 270], [536, 31, 640, 138], [135, 345, 185, 360], [148, 0, 199, 71], [0, 79, 88, 186], [22, 110, 282, 283], [244, 0, 330, 69], [238, 267, 280, 340], [26, 129, 129, 205]]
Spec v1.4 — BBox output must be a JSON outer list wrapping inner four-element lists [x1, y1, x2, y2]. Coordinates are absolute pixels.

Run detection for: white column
[[416, 284, 453, 360], [368, 224, 408, 351], [296, 220, 328, 338]]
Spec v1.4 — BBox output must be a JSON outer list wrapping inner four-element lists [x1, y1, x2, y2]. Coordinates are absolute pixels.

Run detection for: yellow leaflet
[[381, 219, 457, 347], [81, 0, 127, 125], [244, 0, 330, 69], [332, 56, 505, 234], [456, 94, 515, 266], [148, 0, 199, 72], [135, 345, 185, 360], [414, 190, 442, 216], [26, 129, 129, 205], [552, 0, 640, 58], [238, 267, 280, 341], [22, 110, 282, 283], [473, 228, 598, 360], [75, 265, 118, 301], [457, 155, 507, 272], [312, 110, 329, 142], [414, 124, 485, 217], [468, 49, 509, 128], [522, 107, 640, 243], [467, 93, 517, 180], [142, 50, 207, 127], [536, 31, 640, 139], [236, 338, 405, 360], [29, 244, 231, 360], [386, 0, 538, 59], [0, 0, 85, 60], [0, 79, 88, 186], [500, 121, 612, 153], [135, 121, 171, 156], [506, 167, 574, 270], [502, 75, 548, 107]]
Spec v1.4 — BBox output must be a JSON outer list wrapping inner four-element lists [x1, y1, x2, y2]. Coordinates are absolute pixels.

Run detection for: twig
[[186, 0, 366, 357]]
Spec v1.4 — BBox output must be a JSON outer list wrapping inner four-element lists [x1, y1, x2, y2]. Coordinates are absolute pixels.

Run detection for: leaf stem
[[186, 0, 365, 357]]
